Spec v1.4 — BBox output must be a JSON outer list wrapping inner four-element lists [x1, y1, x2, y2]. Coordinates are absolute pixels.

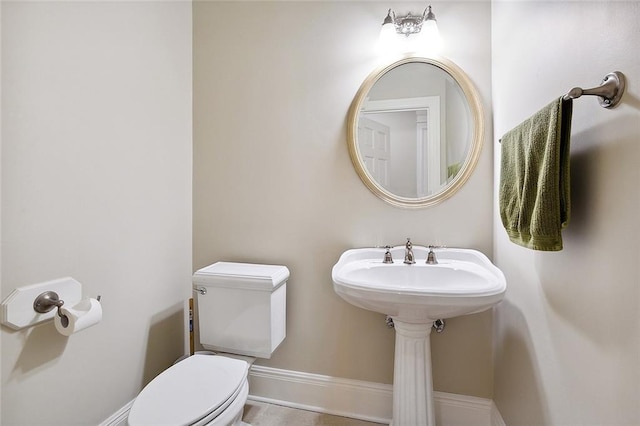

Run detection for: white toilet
[[128, 262, 289, 426]]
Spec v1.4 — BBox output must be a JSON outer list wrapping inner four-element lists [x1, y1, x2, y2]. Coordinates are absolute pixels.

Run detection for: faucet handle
[[382, 246, 393, 264], [406, 238, 413, 249], [426, 245, 445, 265]]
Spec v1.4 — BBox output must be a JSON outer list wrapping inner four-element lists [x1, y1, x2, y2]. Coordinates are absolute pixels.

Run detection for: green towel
[[499, 97, 573, 251]]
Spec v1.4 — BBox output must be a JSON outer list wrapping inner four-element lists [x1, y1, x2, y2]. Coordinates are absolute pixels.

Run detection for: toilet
[[128, 262, 289, 426]]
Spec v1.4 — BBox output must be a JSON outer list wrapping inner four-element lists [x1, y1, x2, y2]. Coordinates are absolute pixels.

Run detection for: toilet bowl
[[128, 354, 249, 426], [128, 262, 289, 426]]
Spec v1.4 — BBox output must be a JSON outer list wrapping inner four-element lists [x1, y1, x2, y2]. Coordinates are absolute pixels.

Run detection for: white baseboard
[[100, 365, 505, 426], [249, 365, 504, 426], [248, 365, 393, 423], [491, 401, 507, 426], [99, 399, 133, 426]]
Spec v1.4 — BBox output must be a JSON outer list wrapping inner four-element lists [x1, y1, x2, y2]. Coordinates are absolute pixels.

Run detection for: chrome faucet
[[404, 238, 415, 264]]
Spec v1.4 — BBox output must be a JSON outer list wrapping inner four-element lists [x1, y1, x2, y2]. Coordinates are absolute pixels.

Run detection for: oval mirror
[[347, 56, 484, 208]]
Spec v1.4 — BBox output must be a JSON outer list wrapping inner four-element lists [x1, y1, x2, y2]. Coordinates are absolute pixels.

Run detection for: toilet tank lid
[[193, 262, 290, 291]]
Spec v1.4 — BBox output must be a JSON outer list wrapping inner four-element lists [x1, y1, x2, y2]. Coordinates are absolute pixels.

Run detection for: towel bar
[[563, 71, 626, 108], [498, 71, 626, 144]]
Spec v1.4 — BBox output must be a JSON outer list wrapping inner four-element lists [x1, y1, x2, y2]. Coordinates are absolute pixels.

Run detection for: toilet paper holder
[[33, 291, 65, 315], [33, 291, 101, 327]]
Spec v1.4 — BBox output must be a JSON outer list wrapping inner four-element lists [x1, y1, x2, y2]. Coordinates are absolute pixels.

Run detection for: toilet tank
[[193, 262, 289, 359]]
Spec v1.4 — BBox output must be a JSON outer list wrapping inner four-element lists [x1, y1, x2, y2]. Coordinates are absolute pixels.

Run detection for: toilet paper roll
[[54, 298, 102, 336]]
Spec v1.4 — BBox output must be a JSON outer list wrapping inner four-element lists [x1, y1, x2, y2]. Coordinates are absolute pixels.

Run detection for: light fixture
[[378, 5, 441, 54]]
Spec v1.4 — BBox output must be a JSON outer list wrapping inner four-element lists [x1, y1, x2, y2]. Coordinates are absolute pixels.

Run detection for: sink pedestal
[[332, 247, 507, 426], [391, 319, 436, 426]]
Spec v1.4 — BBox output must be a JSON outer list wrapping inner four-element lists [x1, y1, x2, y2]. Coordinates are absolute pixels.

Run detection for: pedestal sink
[[332, 246, 506, 426]]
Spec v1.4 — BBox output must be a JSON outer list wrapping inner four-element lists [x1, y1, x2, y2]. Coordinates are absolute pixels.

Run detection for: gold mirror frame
[[347, 55, 484, 208]]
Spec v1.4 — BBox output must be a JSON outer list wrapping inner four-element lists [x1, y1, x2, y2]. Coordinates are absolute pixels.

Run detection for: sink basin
[[332, 246, 506, 322], [332, 245, 506, 426]]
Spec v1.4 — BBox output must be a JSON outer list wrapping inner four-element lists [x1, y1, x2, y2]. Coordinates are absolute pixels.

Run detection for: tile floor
[[242, 401, 385, 426]]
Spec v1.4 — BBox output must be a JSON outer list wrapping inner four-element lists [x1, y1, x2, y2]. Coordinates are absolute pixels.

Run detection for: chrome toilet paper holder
[[33, 291, 101, 328], [34, 291, 70, 327], [33, 291, 66, 316]]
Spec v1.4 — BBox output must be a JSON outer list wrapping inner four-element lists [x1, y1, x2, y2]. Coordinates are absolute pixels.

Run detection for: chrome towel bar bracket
[[563, 71, 626, 108]]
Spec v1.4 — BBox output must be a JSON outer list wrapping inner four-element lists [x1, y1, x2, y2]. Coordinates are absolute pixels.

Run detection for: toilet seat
[[128, 354, 249, 426]]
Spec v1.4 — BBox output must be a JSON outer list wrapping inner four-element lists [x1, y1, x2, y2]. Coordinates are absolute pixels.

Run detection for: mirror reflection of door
[[357, 116, 390, 188], [360, 97, 440, 198]]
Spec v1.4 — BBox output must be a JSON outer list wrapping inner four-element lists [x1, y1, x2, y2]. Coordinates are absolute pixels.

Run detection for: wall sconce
[[378, 5, 441, 55]]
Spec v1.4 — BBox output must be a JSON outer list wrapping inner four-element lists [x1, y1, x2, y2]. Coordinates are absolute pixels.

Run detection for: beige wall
[[1, 2, 192, 424], [193, 1, 495, 397], [492, 1, 640, 423]]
